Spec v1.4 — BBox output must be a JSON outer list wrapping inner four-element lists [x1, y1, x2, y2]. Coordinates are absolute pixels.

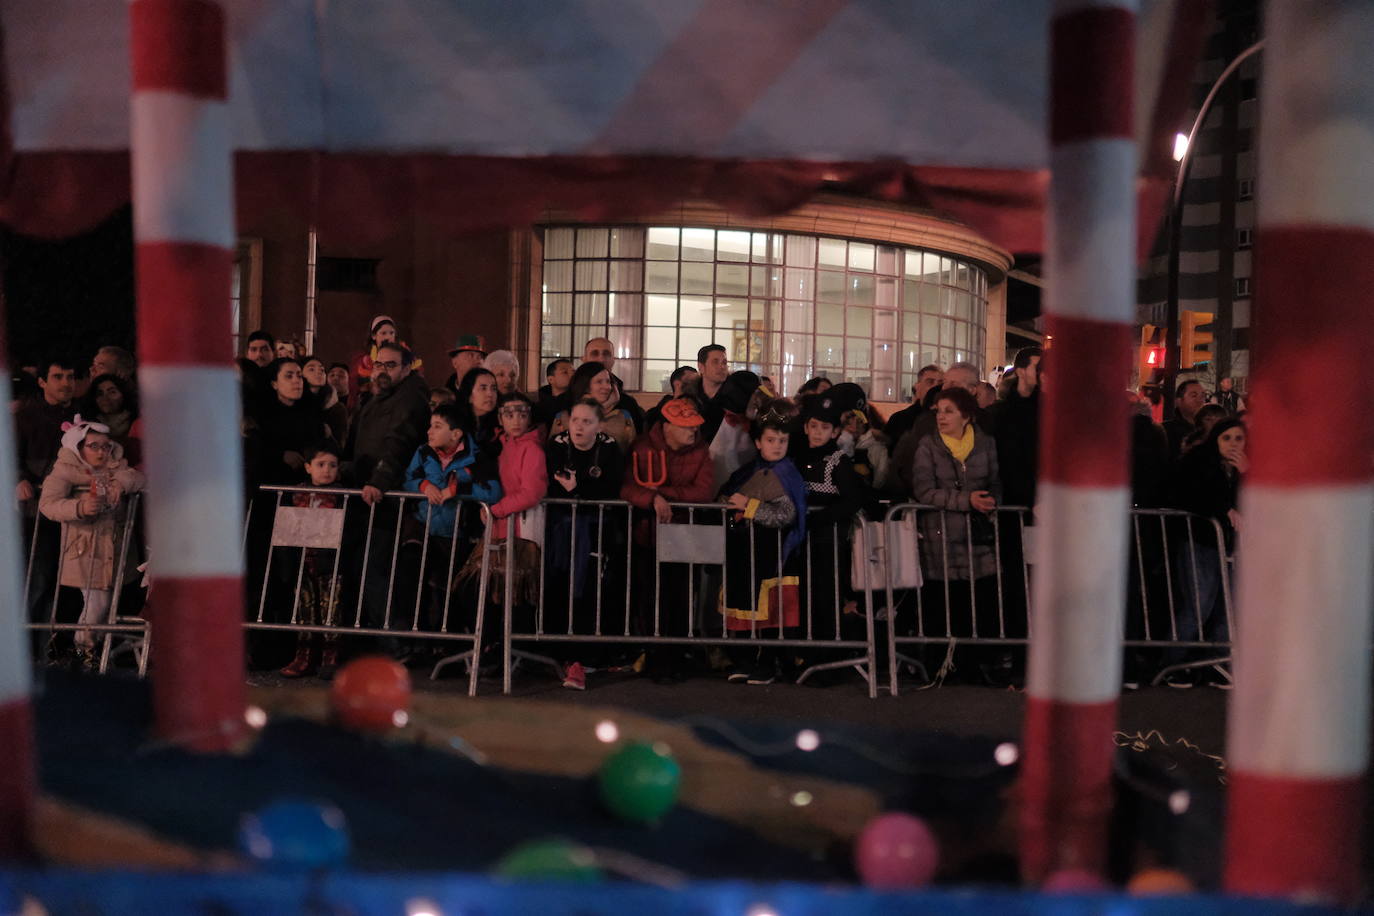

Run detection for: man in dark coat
[[987, 346, 1041, 510], [884, 363, 944, 456], [1163, 378, 1207, 459], [16, 357, 78, 632], [345, 342, 432, 638]]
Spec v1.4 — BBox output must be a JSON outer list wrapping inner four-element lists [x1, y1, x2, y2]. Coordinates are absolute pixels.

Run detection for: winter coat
[[490, 428, 547, 539], [912, 427, 1001, 581], [550, 405, 636, 455], [1171, 443, 1242, 551], [794, 440, 864, 527], [987, 386, 1039, 509], [253, 396, 329, 487], [39, 445, 146, 590], [346, 372, 431, 492], [402, 439, 503, 537], [620, 424, 714, 541], [15, 397, 76, 493]]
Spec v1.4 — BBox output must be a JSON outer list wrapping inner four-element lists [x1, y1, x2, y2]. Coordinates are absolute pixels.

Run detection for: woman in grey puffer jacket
[[912, 387, 1002, 582]]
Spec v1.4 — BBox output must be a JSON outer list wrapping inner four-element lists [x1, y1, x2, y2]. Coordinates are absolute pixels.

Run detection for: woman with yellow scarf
[[912, 386, 1002, 669]]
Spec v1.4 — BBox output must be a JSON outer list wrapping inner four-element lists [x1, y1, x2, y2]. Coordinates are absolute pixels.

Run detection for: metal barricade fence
[[864, 503, 1234, 695], [499, 499, 879, 698], [23, 491, 148, 676], [249, 485, 493, 697]]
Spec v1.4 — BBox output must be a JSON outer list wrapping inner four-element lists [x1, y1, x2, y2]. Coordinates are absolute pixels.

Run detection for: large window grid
[[541, 226, 988, 399]]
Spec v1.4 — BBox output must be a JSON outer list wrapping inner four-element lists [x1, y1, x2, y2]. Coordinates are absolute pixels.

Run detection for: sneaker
[[726, 669, 750, 684], [746, 664, 777, 686], [1164, 670, 1196, 689], [562, 661, 587, 690]]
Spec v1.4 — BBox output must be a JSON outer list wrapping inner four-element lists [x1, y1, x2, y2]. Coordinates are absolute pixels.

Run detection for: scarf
[[940, 424, 976, 465]]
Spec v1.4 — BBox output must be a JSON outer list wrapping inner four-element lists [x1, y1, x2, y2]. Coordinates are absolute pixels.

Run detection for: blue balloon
[[239, 799, 350, 871]]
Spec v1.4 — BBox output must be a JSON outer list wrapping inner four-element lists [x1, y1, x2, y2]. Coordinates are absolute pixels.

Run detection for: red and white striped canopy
[[1, 0, 1205, 251]]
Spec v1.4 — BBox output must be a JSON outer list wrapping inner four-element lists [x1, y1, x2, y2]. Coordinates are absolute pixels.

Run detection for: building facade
[[238, 195, 1013, 405], [1136, 0, 1260, 387]]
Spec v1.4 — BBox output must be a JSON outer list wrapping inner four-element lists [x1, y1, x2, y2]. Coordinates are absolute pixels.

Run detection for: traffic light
[[1138, 323, 1164, 381], [1180, 311, 1214, 368]]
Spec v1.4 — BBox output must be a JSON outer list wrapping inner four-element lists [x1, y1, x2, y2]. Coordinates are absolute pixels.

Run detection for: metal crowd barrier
[[24, 482, 1235, 700], [248, 486, 493, 697], [23, 491, 149, 676], [861, 503, 1234, 695], [498, 499, 879, 698]]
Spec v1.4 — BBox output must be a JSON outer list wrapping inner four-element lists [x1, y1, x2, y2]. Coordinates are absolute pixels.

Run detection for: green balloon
[[495, 839, 602, 882], [598, 741, 681, 823]]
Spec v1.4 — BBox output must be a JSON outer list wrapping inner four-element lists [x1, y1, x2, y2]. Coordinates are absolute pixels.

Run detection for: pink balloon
[[854, 812, 939, 889], [1043, 868, 1111, 893]]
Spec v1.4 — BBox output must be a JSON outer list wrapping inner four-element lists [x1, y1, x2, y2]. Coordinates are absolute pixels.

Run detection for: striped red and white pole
[[1019, 0, 1136, 882], [130, 0, 247, 752], [0, 329, 35, 856], [1224, 0, 1374, 902]]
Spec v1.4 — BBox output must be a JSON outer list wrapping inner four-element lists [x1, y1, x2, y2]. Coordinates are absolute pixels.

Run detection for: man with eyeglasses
[[343, 341, 432, 645]]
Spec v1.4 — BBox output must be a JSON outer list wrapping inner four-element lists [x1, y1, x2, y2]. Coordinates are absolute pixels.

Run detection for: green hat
[[448, 334, 487, 357]]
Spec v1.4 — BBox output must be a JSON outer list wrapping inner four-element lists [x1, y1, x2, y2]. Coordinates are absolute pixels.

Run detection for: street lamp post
[[1163, 40, 1263, 413]]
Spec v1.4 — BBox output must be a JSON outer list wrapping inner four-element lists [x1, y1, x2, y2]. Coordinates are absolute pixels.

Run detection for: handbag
[[851, 515, 922, 591]]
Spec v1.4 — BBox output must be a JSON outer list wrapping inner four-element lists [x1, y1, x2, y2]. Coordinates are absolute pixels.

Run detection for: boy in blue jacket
[[402, 403, 502, 632]]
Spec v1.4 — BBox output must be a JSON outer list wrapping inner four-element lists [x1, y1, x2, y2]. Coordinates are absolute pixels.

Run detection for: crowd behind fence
[[23, 485, 1236, 695]]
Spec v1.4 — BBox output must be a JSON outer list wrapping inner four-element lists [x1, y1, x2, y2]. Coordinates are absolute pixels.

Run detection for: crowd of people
[[12, 317, 1248, 687]]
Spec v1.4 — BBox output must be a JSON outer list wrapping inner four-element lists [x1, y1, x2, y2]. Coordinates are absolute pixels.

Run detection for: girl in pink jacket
[[39, 416, 146, 666], [489, 393, 547, 539]]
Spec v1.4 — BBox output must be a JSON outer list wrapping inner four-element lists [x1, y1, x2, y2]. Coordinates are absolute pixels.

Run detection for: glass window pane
[[752, 232, 782, 263], [609, 227, 645, 259], [679, 295, 714, 327], [877, 245, 899, 275], [575, 260, 608, 291], [544, 228, 575, 260], [681, 262, 714, 295], [941, 288, 957, 317], [784, 300, 813, 335], [901, 279, 920, 310], [846, 338, 872, 369], [644, 326, 677, 361], [921, 314, 940, 346], [542, 292, 572, 323], [876, 277, 897, 308], [816, 302, 844, 336], [645, 294, 678, 325], [645, 261, 678, 294], [717, 264, 750, 296], [544, 261, 573, 292], [608, 293, 642, 326], [574, 293, 607, 326], [785, 333, 814, 370], [785, 235, 816, 267], [940, 257, 953, 286], [954, 261, 971, 290], [751, 265, 782, 297], [848, 242, 875, 272], [939, 318, 955, 347], [609, 260, 643, 292], [681, 228, 715, 261], [924, 252, 944, 281], [576, 228, 609, 258], [954, 291, 973, 320], [919, 284, 941, 314], [647, 227, 679, 260], [612, 356, 641, 392], [954, 322, 969, 351], [784, 267, 813, 300], [847, 307, 873, 338], [816, 336, 843, 368], [541, 325, 571, 358], [848, 275, 875, 306], [818, 237, 847, 268], [643, 360, 677, 393], [717, 230, 751, 262], [678, 326, 714, 361], [714, 297, 750, 329], [817, 271, 846, 304]]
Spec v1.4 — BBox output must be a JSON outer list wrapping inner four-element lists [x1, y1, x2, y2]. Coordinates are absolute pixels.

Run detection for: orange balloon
[[1127, 867, 1194, 895], [330, 656, 411, 732]]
